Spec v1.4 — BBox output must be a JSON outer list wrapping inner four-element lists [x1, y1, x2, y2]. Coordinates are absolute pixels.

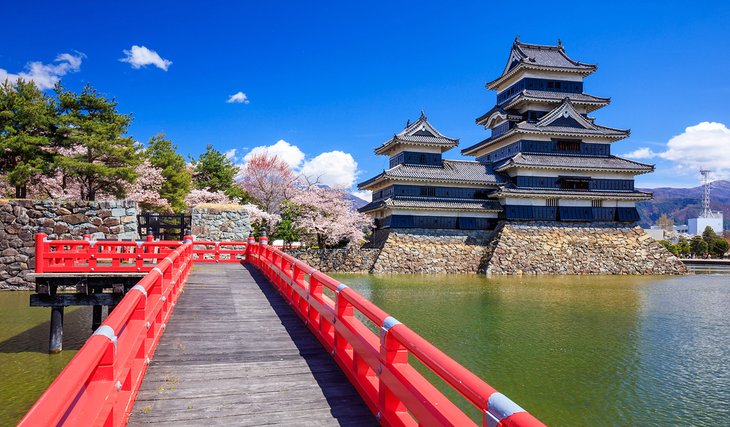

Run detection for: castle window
[[592, 200, 603, 208], [419, 187, 436, 197], [546, 198, 559, 207], [557, 140, 581, 152], [559, 177, 590, 190]]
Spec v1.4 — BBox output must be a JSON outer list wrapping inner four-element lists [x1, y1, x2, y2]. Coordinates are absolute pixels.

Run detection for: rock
[[59, 214, 87, 225]]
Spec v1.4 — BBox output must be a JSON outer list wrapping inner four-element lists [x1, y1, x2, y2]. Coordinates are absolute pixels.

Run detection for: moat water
[[1, 273, 728, 426]]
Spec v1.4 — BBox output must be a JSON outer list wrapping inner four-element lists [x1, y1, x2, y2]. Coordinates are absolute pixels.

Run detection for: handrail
[[24, 233, 543, 426], [191, 240, 248, 263], [34, 233, 187, 274], [247, 240, 545, 427], [20, 236, 195, 427]]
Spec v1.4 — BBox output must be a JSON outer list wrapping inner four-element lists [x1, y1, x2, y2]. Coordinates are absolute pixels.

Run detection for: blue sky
[[2, 1, 730, 196]]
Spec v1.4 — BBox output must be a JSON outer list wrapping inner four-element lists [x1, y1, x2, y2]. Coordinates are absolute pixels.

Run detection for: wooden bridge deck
[[127, 263, 376, 426]]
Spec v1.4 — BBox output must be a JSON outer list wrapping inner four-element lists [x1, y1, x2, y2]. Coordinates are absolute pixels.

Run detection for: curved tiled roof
[[493, 187, 653, 200], [464, 99, 630, 156], [359, 196, 502, 213], [374, 112, 458, 155], [488, 40, 597, 89], [502, 90, 610, 113], [358, 160, 502, 189], [493, 153, 654, 174]]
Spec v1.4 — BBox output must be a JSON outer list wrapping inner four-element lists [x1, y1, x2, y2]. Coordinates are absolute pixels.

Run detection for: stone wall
[[0, 199, 139, 289], [482, 222, 687, 275], [371, 228, 494, 274], [282, 248, 381, 273], [191, 204, 251, 241]]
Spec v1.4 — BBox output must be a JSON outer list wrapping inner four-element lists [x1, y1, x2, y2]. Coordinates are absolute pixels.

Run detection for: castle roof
[[493, 153, 654, 174], [493, 187, 653, 201], [374, 112, 459, 155], [487, 39, 597, 90], [358, 197, 502, 214], [500, 90, 610, 113], [464, 98, 629, 155], [358, 160, 502, 190]]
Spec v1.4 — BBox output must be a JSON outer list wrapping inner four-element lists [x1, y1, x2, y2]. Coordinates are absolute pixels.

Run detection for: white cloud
[[351, 190, 372, 202], [227, 91, 250, 104], [224, 148, 237, 160], [120, 45, 172, 71], [622, 147, 657, 159], [659, 122, 730, 178], [238, 140, 363, 190], [0, 52, 83, 90], [300, 151, 359, 189], [243, 139, 305, 169]]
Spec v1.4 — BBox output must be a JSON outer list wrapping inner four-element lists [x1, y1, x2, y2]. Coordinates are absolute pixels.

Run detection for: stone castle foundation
[[481, 222, 686, 275]]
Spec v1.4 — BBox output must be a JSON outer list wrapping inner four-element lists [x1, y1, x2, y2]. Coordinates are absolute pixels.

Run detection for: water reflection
[[0, 292, 94, 424], [333, 273, 729, 426]]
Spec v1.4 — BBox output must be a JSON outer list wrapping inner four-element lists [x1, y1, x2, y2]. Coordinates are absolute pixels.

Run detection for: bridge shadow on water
[[0, 306, 92, 355], [242, 263, 377, 426]]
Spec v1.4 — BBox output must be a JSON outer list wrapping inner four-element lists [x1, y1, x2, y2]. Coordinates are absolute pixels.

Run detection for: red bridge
[[20, 234, 545, 427]]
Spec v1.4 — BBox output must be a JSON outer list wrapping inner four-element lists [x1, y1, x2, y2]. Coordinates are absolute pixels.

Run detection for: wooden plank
[[127, 263, 376, 426]]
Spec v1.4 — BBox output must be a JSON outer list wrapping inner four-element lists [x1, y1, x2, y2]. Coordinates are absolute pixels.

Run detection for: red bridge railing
[[247, 238, 544, 427], [23, 233, 543, 427], [21, 235, 196, 427]]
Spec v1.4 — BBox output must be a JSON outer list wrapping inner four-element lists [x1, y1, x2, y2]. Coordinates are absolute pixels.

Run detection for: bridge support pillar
[[92, 305, 102, 331], [49, 306, 64, 354]]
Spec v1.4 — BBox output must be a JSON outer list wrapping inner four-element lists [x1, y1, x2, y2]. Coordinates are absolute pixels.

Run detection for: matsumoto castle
[[358, 39, 654, 230]]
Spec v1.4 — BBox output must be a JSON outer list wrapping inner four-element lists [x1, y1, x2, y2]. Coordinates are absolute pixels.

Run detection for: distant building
[[688, 217, 723, 235], [687, 170, 724, 235], [358, 39, 655, 230]]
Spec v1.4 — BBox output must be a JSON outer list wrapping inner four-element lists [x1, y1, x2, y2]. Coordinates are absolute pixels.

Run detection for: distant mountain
[[637, 180, 730, 228], [345, 193, 368, 210]]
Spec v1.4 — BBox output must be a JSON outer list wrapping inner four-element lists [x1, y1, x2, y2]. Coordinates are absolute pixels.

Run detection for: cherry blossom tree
[[184, 188, 232, 206], [238, 152, 295, 214], [286, 186, 372, 247], [124, 160, 171, 212], [242, 203, 281, 236]]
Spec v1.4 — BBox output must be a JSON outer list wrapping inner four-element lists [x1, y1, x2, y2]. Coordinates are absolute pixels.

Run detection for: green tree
[[711, 239, 729, 258], [676, 240, 691, 257], [55, 84, 140, 200], [145, 133, 192, 212], [0, 79, 58, 198], [702, 226, 718, 243], [274, 202, 301, 245], [689, 235, 708, 257], [191, 144, 249, 203]]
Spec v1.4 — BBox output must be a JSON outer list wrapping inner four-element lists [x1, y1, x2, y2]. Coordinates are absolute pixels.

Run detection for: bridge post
[[378, 316, 407, 421], [259, 231, 268, 246], [49, 305, 64, 353], [245, 232, 255, 261], [35, 233, 47, 274]]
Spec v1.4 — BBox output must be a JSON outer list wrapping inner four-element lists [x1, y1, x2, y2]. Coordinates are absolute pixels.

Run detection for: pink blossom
[[184, 188, 233, 206], [238, 152, 296, 214], [287, 186, 372, 246]]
